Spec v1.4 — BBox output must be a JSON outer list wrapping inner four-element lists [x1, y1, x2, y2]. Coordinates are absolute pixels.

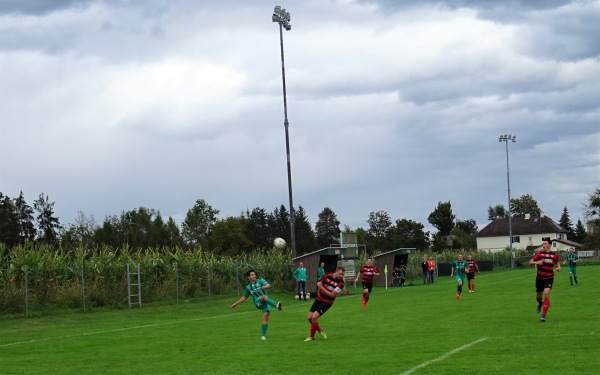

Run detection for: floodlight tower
[[272, 5, 297, 259], [499, 134, 517, 268]]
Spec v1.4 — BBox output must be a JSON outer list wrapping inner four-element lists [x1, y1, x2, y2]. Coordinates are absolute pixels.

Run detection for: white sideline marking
[[399, 337, 488, 375], [0, 304, 304, 348]]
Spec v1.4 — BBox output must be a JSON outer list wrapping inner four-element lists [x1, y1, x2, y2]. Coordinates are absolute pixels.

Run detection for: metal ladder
[[127, 263, 141, 308]]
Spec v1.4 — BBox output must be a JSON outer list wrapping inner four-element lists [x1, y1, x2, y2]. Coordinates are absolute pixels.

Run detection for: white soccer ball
[[273, 237, 286, 248], [306, 292, 310, 298]]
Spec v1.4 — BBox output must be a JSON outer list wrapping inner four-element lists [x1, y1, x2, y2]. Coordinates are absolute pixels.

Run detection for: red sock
[[310, 321, 319, 337], [472, 283, 475, 292], [542, 299, 550, 315], [536, 297, 543, 305]]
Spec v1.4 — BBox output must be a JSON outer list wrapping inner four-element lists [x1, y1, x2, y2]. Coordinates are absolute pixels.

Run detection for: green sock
[[262, 323, 268, 336], [266, 298, 277, 307], [569, 276, 573, 284], [458, 285, 463, 293]]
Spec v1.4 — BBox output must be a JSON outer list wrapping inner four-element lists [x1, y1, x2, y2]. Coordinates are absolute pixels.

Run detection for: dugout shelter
[[372, 248, 416, 287]]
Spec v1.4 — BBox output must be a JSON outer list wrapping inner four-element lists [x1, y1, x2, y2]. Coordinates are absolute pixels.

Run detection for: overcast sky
[[1, 0, 599, 235]]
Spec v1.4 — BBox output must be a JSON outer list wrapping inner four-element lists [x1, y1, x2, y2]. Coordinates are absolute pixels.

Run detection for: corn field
[[0, 243, 294, 316]]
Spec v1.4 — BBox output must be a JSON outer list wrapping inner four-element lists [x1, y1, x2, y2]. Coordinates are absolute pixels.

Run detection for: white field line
[[398, 331, 597, 375], [0, 303, 306, 348], [399, 338, 488, 375]]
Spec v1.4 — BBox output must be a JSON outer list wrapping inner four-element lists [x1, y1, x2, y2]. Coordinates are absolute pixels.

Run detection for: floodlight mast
[[499, 134, 517, 268], [272, 6, 296, 259]]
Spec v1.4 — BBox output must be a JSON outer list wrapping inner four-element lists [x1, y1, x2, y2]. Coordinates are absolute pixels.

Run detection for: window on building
[[511, 236, 520, 243]]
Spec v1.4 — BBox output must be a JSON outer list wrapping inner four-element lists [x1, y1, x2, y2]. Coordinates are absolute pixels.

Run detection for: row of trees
[[2, 189, 599, 256]]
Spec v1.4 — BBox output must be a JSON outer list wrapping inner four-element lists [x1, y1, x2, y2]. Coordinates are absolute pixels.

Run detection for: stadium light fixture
[[499, 134, 517, 268], [272, 5, 297, 259]]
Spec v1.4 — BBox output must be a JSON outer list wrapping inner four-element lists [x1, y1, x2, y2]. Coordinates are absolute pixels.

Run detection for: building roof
[[477, 215, 566, 237]]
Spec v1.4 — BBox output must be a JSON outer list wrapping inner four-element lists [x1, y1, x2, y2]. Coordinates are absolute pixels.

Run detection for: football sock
[[472, 283, 475, 292], [266, 298, 277, 307], [262, 323, 268, 336], [569, 276, 573, 285], [310, 321, 321, 338], [542, 299, 550, 316], [457, 285, 463, 293], [574, 276, 578, 284]]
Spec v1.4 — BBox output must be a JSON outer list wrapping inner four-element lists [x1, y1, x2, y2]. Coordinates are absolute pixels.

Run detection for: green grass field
[[1, 266, 598, 375]]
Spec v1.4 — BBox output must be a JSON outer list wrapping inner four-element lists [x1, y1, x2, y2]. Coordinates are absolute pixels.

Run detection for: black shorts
[[535, 277, 554, 293], [467, 272, 475, 280], [309, 299, 332, 316], [362, 282, 373, 293]]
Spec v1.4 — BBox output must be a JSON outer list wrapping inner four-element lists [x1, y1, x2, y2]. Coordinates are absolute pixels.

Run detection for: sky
[[1, 0, 599, 235]]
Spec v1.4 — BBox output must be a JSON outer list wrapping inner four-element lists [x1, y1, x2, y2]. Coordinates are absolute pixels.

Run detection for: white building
[[476, 214, 580, 252]]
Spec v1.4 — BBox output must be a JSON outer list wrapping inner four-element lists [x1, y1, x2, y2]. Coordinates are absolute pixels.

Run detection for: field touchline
[[398, 337, 488, 375], [0, 301, 306, 348]]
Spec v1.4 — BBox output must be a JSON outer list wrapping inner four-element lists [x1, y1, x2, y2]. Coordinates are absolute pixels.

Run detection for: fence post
[[175, 262, 179, 304], [81, 265, 86, 312], [23, 267, 29, 319], [207, 264, 211, 299]]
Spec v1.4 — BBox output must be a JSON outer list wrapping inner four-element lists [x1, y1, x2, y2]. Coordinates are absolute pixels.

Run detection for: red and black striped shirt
[[317, 273, 345, 305], [467, 259, 477, 273], [532, 251, 559, 279], [359, 265, 378, 283]]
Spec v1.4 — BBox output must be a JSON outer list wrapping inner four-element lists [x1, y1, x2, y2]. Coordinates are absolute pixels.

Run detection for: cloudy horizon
[[1, 0, 598, 234]]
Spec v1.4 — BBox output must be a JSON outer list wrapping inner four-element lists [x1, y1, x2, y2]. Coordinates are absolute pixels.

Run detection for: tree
[[391, 218, 430, 250], [60, 211, 98, 248], [33, 193, 61, 245], [269, 205, 291, 245], [366, 210, 393, 253], [572, 219, 587, 244], [181, 199, 219, 249], [510, 194, 541, 217], [207, 216, 253, 256], [428, 201, 455, 236], [294, 206, 315, 256], [451, 219, 478, 250], [487, 204, 506, 220], [244, 207, 271, 250], [315, 207, 341, 249], [0, 192, 19, 247], [583, 188, 600, 249], [14, 191, 35, 243], [558, 206, 574, 239]]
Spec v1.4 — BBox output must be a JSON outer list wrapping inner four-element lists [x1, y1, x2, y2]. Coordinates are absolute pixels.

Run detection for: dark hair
[[542, 237, 551, 242], [336, 266, 345, 272], [246, 269, 255, 277]]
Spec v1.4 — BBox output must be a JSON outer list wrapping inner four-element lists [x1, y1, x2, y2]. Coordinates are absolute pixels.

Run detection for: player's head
[[458, 254, 463, 260], [366, 258, 373, 265], [569, 247, 575, 253], [299, 262, 304, 267], [542, 237, 551, 250], [246, 269, 257, 280], [467, 254, 472, 260], [333, 266, 345, 279]]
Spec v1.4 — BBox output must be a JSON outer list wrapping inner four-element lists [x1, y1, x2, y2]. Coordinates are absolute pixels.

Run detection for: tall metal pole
[[273, 6, 296, 259], [499, 134, 516, 268]]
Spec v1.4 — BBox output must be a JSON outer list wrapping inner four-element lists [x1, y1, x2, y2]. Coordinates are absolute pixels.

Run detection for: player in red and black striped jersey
[[355, 258, 380, 308], [305, 266, 345, 341], [529, 237, 561, 322], [466, 254, 480, 293]]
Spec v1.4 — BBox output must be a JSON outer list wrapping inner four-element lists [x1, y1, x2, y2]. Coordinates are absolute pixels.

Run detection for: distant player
[[562, 247, 579, 286], [451, 254, 469, 300], [355, 258, 380, 308], [230, 270, 282, 340], [305, 266, 345, 341], [466, 254, 480, 293], [529, 237, 561, 322]]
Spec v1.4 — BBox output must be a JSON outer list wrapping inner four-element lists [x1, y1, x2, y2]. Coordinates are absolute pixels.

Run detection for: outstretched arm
[[230, 295, 247, 309]]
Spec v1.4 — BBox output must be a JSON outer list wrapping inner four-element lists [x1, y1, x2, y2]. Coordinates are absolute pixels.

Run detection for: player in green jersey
[[230, 270, 282, 340], [562, 247, 579, 286], [451, 254, 469, 300]]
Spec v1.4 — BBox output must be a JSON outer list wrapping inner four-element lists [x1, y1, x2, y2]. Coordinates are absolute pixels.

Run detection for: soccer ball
[[273, 237, 286, 248]]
